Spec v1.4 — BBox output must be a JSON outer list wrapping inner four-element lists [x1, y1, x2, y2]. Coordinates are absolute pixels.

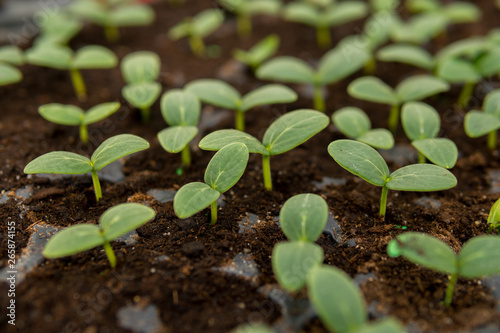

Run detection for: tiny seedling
[[68, 0, 155, 42], [401, 102, 458, 168], [199, 109, 329, 191], [328, 140, 457, 216], [464, 89, 500, 149], [185, 79, 297, 131], [233, 34, 280, 71], [389, 12, 447, 45], [332, 107, 394, 149], [406, 0, 480, 25], [387, 232, 500, 306], [218, 0, 281, 38], [43, 203, 155, 268], [168, 9, 224, 57], [257, 46, 369, 111], [347, 75, 449, 132], [35, 12, 83, 45], [272, 193, 327, 291], [0, 45, 24, 86], [25, 44, 118, 100], [487, 197, 500, 234], [307, 266, 405, 333], [157, 90, 201, 170], [283, 0, 368, 48], [121, 51, 162, 122], [24, 134, 149, 202], [38, 102, 120, 144], [174, 142, 249, 225]]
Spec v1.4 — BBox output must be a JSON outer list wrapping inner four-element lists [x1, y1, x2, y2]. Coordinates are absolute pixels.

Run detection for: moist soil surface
[[1, 0, 500, 332]]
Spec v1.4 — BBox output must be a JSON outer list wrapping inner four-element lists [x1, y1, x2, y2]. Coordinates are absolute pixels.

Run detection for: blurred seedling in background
[[0, 45, 24, 86], [464, 89, 500, 150], [487, 197, 500, 234], [34, 12, 83, 46], [233, 34, 280, 71]]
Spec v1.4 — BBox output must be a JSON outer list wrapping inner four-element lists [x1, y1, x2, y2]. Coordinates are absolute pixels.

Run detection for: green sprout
[[406, 0, 480, 25], [347, 75, 449, 132], [168, 9, 224, 57], [38, 102, 121, 144], [25, 44, 118, 101], [389, 13, 447, 45], [272, 193, 327, 292], [218, 0, 281, 38], [307, 266, 405, 333], [157, 90, 200, 170], [24, 134, 149, 202], [332, 107, 394, 150], [328, 140, 457, 216], [43, 203, 155, 269], [464, 89, 500, 150], [232, 34, 280, 71], [173, 142, 249, 225], [121, 51, 162, 123], [282, 0, 368, 49], [0, 45, 24, 86], [199, 109, 329, 191], [487, 197, 500, 234], [388, 232, 500, 306], [35, 12, 83, 45], [68, 0, 155, 42], [185, 79, 297, 131], [401, 102, 458, 168], [257, 46, 369, 112], [370, 0, 400, 12]]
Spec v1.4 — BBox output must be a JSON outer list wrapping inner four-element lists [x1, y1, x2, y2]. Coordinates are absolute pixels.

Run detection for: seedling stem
[[104, 25, 120, 43], [458, 82, 475, 109], [380, 186, 388, 216], [237, 15, 252, 38], [488, 131, 497, 150], [364, 58, 376, 75], [181, 145, 191, 167], [91, 170, 103, 202], [314, 84, 325, 112], [210, 201, 217, 225], [444, 272, 458, 306], [102, 240, 117, 268], [236, 109, 245, 131], [140, 107, 151, 123], [316, 25, 331, 49], [70, 68, 87, 101], [189, 35, 205, 57], [388, 104, 400, 133], [418, 152, 426, 164], [80, 124, 89, 144], [262, 154, 272, 191]]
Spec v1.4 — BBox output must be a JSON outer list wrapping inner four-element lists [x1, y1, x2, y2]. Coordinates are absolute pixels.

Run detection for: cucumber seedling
[[24, 134, 149, 202], [257, 45, 369, 111], [174, 142, 249, 225], [487, 197, 500, 234], [43, 203, 155, 268], [347, 74, 449, 132], [233, 34, 280, 71], [328, 140, 457, 216], [35, 12, 83, 45], [157, 90, 200, 171], [464, 89, 500, 149], [185, 79, 297, 131], [25, 44, 118, 101], [199, 109, 329, 191], [401, 102, 458, 168], [406, 0, 480, 25], [332, 107, 394, 149], [121, 51, 162, 123], [0, 45, 24, 86], [39, 102, 120, 144], [388, 232, 500, 306], [168, 9, 224, 57]]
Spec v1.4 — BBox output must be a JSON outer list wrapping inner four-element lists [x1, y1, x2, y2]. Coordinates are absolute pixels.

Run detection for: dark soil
[[1, 0, 500, 332]]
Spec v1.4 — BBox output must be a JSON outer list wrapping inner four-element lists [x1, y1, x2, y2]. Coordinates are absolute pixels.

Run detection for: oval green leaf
[[24, 151, 92, 174], [39, 103, 84, 126], [0, 63, 22, 86], [71, 45, 118, 69], [358, 129, 395, 150], [100, 203, 156, 242], [396, 75, 450, 102], [386, 164, 457, 191], [121, 50, 161, 84], [160, 89, 200, 127], [122, 82, 162, 109], [25, 44, 72, 70], [185, 79, 240, 110], [199, 129, 268, 155], [436, 58, 481, 84], [376, 43, 435, 70], [83, 102, 120, 125], [173, 182, 220, 219], [484, 89, 500, 117], [158, 126, 198, 153], [109, 4, 155, 26], [240, 84, 297, 112], [458, 235, 500, 278], [256, 56, 315, 85], [412, 138, 458, 169], [464, 111, 500, 138], [401, 101, 440, 141], [318, 46, 369, 85], [192, 9, 224, 37], [487, 197, 500, 231], [204, 142, 249, 193], [332, 107, 371, 138], [43, 224, 103, 258], [347, 76, 398, 105], [91, 134, 150, 171], [0, 45, 24, 66]]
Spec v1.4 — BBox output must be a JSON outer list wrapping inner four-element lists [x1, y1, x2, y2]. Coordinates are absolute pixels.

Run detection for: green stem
[[316, 25, 331, 49], [418, 152, 426, 164], [364, 57, 376, 75], [313, 84, 325, 112], [237, 14, 251, 38], [388, 104, 400, 133], [91, 170, 102, 202], [140, 107, 150, 123], [457, 82, 475, 109], [79, 124, 88, 144], [189, 35, 205, 57], [443, 272, 458, 306], [262, 154, 272, 191], [102, 241, 117, 269], [235, 109, 245, 131], [210, 200, 217, 225], [181, 145, 191, 167], [488, 131, 497, 150], [69, 68, 87, 101], [104, 25, 120, 43], [379, 186, 388, 217]]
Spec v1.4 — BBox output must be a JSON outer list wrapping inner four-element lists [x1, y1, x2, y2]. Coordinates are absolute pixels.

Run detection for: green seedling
[[0, 45, 24, 86], [406, 0, 480, 25], [332, 107, 394, 149], [488, 197, 500, 234], [233, 34, 280, 71], [464, 89, 500, 150], [307, 266, 405, 333], [43, 203, 155, 268], [39, 102, 121, 144], [283, 0, 368, 48], [218, 0, 281, 38], [24, 134, 149, 202], [174, 142, 249, 225], [370, 0, 400, 12], [272, 194, 327, 291], [185, 79, 297, 131], [347, 75, 449, 132], [401, 102, 458, 168], [168, 8, 224, 57], [328, 140, 457, 216], [68, 0, 155, 42], [25, 44, 118, 101], [199, 109, 329, 191], [388, 232, 500, 306], [157, 90, 200, 170], [121, 51, 162, 122], [257, 46, 369, 112], [389, 13, 447, 45], [35, 12, 83, 45]]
